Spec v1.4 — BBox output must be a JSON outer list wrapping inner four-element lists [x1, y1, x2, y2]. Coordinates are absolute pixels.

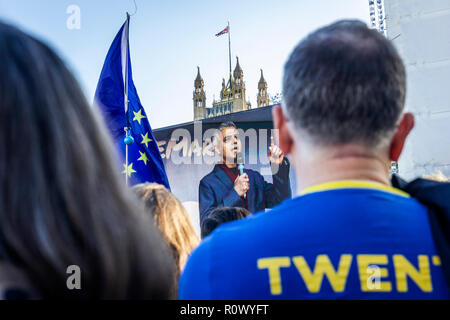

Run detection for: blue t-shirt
[[179, 180, 449, 299]]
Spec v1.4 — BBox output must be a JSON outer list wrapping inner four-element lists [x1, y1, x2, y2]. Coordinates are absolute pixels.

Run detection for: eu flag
[[94, 17, 170, 188]]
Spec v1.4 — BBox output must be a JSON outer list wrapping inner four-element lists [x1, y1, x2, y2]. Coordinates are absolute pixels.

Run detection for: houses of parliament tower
[[193, 57, 270, 120]]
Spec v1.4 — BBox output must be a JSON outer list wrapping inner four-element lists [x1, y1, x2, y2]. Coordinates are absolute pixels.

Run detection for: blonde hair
[[133, 183, 199, 274], [423, 171, 449, 182]]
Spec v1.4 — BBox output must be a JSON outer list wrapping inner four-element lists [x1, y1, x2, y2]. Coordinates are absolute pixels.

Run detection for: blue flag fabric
[[94, 20, 170, 188]]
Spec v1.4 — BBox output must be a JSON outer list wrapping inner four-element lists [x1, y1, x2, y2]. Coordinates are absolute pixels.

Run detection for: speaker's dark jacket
[[199, 158, 291, 225]]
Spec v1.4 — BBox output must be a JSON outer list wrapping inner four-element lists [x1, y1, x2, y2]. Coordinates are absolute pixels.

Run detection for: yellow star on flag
[[122, 162, 136, 177], [133, 109, 146, 125], [138, 150, 149, 165], [141, 132, 152, 148]]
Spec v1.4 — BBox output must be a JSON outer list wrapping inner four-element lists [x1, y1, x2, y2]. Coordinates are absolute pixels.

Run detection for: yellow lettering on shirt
[[432, 256, 441, 266], [257, 257, 291, 295], [357, 255, 392, 292], [292, 254, 352, 293], [256, 254, 440, 295], [393, 255, 432, 292]]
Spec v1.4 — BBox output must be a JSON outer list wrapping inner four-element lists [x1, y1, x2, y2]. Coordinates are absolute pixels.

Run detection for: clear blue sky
[[0, 0, 370, 128]]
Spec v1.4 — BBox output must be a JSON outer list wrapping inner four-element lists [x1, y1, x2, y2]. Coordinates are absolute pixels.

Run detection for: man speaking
[[198, 121, 291, 225]]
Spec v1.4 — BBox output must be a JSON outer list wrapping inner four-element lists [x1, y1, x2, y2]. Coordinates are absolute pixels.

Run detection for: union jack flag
[[215, 26, 229, 37]]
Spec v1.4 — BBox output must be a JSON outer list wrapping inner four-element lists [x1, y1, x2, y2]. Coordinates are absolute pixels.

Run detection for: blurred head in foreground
[[0, 21, 176, 299], [133, 183, 199, 275], [201, 207, 250, 239], [275, 20, 413, 188]]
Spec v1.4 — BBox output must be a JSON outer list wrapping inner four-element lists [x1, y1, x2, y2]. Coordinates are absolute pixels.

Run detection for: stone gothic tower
[[257, 69, 270, 108], [231, 56, 249, 112], [193, 57, 256, 120], [193, 66, 206, 120]]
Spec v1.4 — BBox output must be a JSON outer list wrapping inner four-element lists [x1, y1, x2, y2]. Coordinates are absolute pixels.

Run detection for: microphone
[[237, 153, 246, 199]]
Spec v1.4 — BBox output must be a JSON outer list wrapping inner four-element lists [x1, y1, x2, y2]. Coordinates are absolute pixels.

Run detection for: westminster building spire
[[257, 69, 270, 108], [193, 66, 206, 121], [192, 57, 269, 120]]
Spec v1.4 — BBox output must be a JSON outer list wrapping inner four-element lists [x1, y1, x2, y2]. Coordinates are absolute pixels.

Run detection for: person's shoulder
[[179, 234, 214, 299], [182, 234, 213, 268], [298, 185, 429, 218], [199, 167, 219, 185], [214, 197, 299, 234]]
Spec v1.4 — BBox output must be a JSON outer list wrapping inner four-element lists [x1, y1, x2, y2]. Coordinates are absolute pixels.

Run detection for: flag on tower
[[215, 26, 229, 37], [94, 17, 170, 188]]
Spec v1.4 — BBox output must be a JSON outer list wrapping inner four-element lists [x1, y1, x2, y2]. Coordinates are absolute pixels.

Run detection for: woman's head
[[133, 183, 199, 274], [201, 207, 250, 238], [0, 21, 176, 299]]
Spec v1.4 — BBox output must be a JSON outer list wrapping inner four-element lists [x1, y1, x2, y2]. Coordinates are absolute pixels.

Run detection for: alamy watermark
[[366, 265, 382, 290], [157, 122, 282, 175], [66, 265, 81, 290], [66, 5, 81, 30]]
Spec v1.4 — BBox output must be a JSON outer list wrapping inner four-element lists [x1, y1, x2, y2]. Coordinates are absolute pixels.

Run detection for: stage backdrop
[[153, 105, 297, 235]]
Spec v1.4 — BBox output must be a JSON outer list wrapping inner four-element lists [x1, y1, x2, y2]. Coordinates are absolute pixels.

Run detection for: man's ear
[[213, 131, 223, 155], [213, 140, 221, 155], [389, 112, 415, 162], [272, 105, 294, 155]]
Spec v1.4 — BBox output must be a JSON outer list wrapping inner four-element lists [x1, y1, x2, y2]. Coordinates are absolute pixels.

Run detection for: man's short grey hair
[[212, 121, 237, 147], [218, 121, 237, 132], [282, 20, 406, 148]]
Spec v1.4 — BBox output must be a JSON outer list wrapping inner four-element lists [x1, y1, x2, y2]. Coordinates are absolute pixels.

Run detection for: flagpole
[[125, 12, 130, 186], [227, 20, 232, 75]]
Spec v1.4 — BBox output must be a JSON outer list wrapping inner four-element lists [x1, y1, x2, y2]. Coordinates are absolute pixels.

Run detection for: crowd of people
[[0, 19, 448, 299]]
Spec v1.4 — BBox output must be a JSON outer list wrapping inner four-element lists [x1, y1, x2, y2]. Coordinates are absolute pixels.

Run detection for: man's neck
[[220, 157, 237, 168], [292, 144, 391, 195]]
